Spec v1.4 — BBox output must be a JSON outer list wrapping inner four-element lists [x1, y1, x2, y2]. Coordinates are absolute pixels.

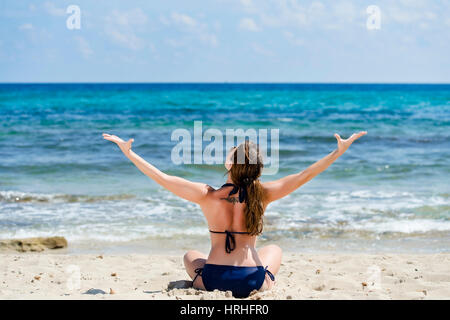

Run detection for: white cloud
[[103, 9, 149, 51], [104, 28, 145, 50], [251, 43, 274, 56], [236, 0, 441, 31], [199, 33, 218, 47], [236, 0, 447, 39], [165, 38, 185, 48], [239, 0, 328, 29], [424, 12, 437, 20], [387, 6, 422, 24], [19, 23, 33, 30], [74, 36, 93, 59], [44, 2, 65, 17], [159, 15, 171, 26], [110, 8, 148, 26], [239, 18, 260, 31], [161, 12, 219, 48], [398, 0, 428, 8], [332, 1, 357, 24], [283, 31, 304, 46], [171, 12, 197, 28], [240, 0, 253, 7]]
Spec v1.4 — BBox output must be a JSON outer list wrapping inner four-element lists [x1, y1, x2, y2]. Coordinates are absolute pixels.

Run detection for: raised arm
[[263, 131, 367, 204], [102, 133, 210, 204]]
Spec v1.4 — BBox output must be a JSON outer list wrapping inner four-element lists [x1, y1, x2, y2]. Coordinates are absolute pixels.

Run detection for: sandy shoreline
[[1, 252, 449, 300]]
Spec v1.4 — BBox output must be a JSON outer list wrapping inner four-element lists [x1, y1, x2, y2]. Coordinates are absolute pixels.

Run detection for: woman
[[102, 130, 366, 297]]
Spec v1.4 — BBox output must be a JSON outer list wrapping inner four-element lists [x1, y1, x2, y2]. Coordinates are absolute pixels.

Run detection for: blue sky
[[1, 0, 449, 82]]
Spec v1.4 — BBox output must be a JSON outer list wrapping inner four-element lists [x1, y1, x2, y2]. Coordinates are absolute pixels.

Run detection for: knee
[[183, 250, 199, 266], [183, 250, 193, 266], [268, 244, 283, 256]]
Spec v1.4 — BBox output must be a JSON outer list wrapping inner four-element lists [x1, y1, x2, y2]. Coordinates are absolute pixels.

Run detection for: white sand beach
[[1, 252, 449, 300]]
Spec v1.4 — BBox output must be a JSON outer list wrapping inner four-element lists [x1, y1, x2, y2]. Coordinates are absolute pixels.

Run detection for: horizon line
[[0, 81, 449, 85]]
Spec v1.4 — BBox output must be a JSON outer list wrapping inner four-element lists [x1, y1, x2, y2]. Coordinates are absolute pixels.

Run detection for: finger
[[102, 133, 111, 137], [353, 131, 367, 140], [334, 133, 341, 141]]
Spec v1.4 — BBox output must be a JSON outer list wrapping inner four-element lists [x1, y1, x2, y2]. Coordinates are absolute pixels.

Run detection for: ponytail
[[244, 179, 265, 235], [229, 141, 265, 236]]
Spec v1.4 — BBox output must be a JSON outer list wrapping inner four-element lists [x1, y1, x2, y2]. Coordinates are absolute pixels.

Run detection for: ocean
[[0, 83, 449, 254]]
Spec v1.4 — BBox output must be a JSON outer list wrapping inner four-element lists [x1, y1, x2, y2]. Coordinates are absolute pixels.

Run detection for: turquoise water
[[0, 83, 449, 253]]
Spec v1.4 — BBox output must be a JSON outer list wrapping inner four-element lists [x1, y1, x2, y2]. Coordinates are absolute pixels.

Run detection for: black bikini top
[[209, 183, 250, 253], [221, 182, 248, 203]]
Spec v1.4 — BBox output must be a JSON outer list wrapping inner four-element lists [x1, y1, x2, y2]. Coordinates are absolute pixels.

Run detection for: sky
[[0, 0, 449, 83]]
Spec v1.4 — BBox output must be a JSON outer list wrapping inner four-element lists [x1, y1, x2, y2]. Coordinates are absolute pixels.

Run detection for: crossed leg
[[183, 245, 282, 292], [183, 250, 207, 290], [257, 244, 282, 291]]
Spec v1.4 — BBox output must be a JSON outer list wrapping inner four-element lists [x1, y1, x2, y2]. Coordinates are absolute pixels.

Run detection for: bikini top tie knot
[[221, 182, 248, 203], [224, 230, 235, 253], [209, 229, 250, 253]]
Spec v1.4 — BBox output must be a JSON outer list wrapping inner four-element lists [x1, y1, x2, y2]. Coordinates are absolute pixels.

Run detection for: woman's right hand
[[334, 131, 367, 155], [102, 133, 134, 156]]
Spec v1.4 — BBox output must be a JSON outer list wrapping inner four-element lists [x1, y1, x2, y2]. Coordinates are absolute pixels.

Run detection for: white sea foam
[[349, 218, 450, 234], [277, 118, 294, 122], [1, 189, 449, 243]]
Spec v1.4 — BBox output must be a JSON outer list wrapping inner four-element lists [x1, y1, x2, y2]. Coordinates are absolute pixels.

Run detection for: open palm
[[334, 131, 367, 155], [103, 133, 134, 155]]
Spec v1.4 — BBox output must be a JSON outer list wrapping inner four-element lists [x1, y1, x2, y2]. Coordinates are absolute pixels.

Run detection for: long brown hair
[[228, 140, 265, 235]]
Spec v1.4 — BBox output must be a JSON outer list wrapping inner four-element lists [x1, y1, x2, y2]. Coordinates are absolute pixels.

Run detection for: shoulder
[[203, 184, 230, 201], [197, 185, 223, 207], [201, 184, 218, 199]]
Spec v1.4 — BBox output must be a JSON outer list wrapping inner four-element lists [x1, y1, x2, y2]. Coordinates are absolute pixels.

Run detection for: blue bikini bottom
[[193, 263, 275, 298]]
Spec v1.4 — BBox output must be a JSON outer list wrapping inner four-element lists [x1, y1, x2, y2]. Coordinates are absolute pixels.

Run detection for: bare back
[[199, 184, 266, 267]]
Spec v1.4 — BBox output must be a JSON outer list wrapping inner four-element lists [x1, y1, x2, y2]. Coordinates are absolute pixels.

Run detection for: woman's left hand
[[334, 131, 367, 155], [103, 133, 134, 156]]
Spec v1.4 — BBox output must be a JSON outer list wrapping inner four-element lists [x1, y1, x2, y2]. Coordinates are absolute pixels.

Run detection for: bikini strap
[[221, 183, 247, 203], [210, 230, 235, 253], [265, 266, 275, 281], [221, 183, 235, 188], [209, 230, 249, 253], [193, 267, 203, 285]]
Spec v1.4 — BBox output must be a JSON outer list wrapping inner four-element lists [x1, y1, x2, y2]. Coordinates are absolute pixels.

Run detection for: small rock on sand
[[167, 280, 192, 290], [314, 284, 325, 291], [83, 288, 107, 295], [0, 237, 67, 252]]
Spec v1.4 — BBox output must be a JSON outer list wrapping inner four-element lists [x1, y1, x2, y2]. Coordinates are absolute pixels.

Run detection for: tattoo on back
[[220, 196, 239, 204]]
